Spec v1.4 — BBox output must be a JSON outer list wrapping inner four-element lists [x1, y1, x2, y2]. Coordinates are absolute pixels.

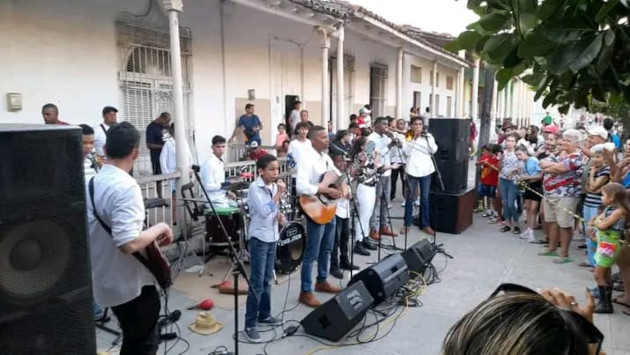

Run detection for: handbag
[[88, 177, 173, 289]]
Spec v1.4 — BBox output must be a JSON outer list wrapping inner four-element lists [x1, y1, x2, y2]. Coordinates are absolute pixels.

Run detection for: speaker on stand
[[0, 125, 96, 354]]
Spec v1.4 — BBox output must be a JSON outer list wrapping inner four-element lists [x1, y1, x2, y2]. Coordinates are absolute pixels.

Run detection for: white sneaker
[[401, 201, 406, 207], [414, 198, 420, 207], [519, 228, 531, 239], [387, 203, 392, 209]]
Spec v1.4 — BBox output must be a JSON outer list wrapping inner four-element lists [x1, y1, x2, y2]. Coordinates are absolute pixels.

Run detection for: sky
[[347, 0, 480, 37]]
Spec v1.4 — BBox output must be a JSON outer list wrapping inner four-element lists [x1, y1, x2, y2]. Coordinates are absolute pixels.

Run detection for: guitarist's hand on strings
[[156, 223, 174, 247], [318, 186, 342, 199]]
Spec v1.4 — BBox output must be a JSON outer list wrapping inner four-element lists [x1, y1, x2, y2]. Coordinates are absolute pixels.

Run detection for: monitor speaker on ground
[[429, 187, 476, 234], [428, 118, 470, 193], [301, 280, 373, 342], [348, 253, 409, 306], [0, 125, 96, 354], [401, 239, 436, 277]]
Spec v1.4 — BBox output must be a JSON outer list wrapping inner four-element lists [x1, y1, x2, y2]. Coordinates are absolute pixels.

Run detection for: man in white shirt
[[93, 106, 118, 162], [368, 117, 400, 240], [401, 117, 438, 236], [200, 135, 237, 208], [296, 126, 343, 307], [288, 100, 302, 134], [87, 122, 173, 355], [287, 122, 312, 167], [390, 118, 407, 203]]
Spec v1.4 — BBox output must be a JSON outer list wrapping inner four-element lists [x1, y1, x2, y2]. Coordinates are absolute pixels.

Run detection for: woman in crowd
[[349, 136, 378, 256], [515, 145, 542, 242], [330, 129, 352, 156], [498, 133, 521, 234]]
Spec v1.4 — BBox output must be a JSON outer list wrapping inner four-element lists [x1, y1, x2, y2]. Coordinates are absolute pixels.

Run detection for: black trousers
[[111, 285, 160, 355], [390, 165, 406, 200], [331, 216, 350, 269]]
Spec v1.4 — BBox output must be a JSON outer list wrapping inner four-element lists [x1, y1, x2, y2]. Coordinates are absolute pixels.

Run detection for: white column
[[503, 85, 509, 119], [164, 0, 189, 185], [491, 79, 498, 120], [507, 80, 514, 119], [320, 28, 330, 126], [336, 26, 344, 131], [431, 61, 437, 118], [457, 50, 466, 118], [471, 58, 480, 120], [396, 47, 403, 118]]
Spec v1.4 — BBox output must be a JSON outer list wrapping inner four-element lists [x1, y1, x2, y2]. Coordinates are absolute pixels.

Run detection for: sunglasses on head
[[490, 283, 604, 355]]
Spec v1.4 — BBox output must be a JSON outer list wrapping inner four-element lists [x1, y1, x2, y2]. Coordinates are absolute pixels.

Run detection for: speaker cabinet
[[0, 125, 95, 354], [428, 118, 470, 193], [429, 188, 476, 234], [301, 280, 373, 342], [402, 240, 436, 277], [348, 253, 409, 306]]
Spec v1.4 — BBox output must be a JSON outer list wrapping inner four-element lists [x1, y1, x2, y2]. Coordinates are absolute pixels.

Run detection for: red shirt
[[479, 154, 499, 187], [248, 148, 268, 161]]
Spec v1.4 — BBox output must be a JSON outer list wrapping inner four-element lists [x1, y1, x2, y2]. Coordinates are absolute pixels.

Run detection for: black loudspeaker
[[301, 280, 373, 342], [429, 118, 470, 193], [430, 188, 476, 234], [0, 125, 96, 354], [348, 253, 409, 306], [402, 240, 436, 277]]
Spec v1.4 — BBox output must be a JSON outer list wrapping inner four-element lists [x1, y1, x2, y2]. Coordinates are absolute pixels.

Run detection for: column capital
[[317, 26, 330, 48], [162, 0, 183, 12]]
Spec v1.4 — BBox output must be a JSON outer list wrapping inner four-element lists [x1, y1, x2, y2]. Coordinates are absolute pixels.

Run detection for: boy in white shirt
[[200, 135, 237, 208]]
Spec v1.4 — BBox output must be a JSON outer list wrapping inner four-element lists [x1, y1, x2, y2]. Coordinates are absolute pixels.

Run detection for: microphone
[[191, 164, 200, 173]]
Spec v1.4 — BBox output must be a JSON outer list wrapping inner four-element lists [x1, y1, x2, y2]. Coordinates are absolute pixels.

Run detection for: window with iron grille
[[117, 23, 192, 176], [370, 64, 388, 117], [446, 76, 454, 90], [410, 65, 422, 84]]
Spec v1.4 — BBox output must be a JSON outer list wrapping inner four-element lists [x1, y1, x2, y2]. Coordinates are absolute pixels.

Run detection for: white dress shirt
[[368, 132, 393, 177], [403, 133, 438, 178], [296, 146, 339, 196], [87, 164, 155, 307], [389, 132, 406, 164], [289, 109, 301, 133], [288, 138, 312, 168], [93, 122, 111, 158], [200, 154, 234, 207]]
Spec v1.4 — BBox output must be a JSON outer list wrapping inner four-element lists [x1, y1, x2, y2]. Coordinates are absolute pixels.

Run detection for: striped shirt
[[584, 166, 610, 207]]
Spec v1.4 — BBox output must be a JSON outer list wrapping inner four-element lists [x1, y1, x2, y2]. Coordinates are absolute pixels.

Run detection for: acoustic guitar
[[299, 170, 348, 225]]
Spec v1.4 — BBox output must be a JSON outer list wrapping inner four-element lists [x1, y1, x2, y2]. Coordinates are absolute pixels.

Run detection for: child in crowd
[[515, 145, 542, 242], [329, 152, 358, 279], [498, 134, 521, 234], [275, 123, 289, 148], [591, 183, 629, 313], [476, 145, 499, 218], [244, 154, 286, 342], [277, 140, 289, 158], [583, 144, 611, 268]]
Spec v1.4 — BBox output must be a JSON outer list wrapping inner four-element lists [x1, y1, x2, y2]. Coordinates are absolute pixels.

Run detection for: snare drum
[[276, 222, 306, 274], [205, 207, 242, 244]]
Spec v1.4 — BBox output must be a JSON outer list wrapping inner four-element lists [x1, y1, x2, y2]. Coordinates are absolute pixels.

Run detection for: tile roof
[[286, 0, 469, 65]]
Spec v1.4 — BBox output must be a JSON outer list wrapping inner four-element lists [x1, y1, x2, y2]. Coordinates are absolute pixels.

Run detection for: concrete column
[[320, 28, 330, 126], [431, 61, 437, 118], [164, 0, 189, 186], [457, 50, 466, 118], [396, 47, 403, 118], [508, 80, 514, 119], [503, 85, 509, 119], [471, 58, 480, 120], [336, 26, 344, 131]]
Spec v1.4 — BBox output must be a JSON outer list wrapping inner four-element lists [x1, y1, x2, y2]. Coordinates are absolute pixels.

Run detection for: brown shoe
[[422, 227, 435, 235], [380, 227, 397, 236], [315, 281, 342, 294], [369, 229, 380, 240], [299, 292, 321, 307]]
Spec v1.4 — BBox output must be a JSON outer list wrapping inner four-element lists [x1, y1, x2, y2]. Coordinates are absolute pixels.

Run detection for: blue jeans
[[245, 237, 276, 328], [583, 205, 599, 267], [301, 217, 336, 293], [404, 174, 431, 228], [499, 178, 520, 224]]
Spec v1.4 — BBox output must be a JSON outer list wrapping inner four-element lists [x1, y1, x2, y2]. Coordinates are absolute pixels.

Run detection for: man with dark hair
[[79, 124, 99, 175], [348, 122, 361, 144], [94, 106, 118, 161], [296, 125, 342, 307], [235, 103, 263, 143], [368, 117, 400, 239], [88, 121, 173, 355], [41, 103, 69, 125], [146, 112, 171, 175], [201, 135, 237, 207], [603, 118, 621, 148]]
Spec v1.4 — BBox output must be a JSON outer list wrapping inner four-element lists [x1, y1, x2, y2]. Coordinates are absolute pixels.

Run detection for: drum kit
[[204, 178, 305, 275]]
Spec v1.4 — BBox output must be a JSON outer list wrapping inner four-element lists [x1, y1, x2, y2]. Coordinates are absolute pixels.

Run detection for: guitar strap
[[88, 177, 153, 274]]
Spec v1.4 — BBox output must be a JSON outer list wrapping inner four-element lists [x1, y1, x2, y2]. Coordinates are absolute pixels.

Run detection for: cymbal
[[221, 181, 251, 191]]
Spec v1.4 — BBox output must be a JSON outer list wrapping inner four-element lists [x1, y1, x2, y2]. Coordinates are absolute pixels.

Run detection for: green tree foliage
[[448, 0, 630, 114]]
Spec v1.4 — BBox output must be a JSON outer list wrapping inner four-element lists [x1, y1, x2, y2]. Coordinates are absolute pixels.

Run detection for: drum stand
[[192, 165, 252, 355]]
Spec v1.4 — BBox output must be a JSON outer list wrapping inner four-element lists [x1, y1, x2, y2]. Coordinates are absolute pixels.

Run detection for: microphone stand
[[344, 167, 365, 280], [192, 165, 252, 355]]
